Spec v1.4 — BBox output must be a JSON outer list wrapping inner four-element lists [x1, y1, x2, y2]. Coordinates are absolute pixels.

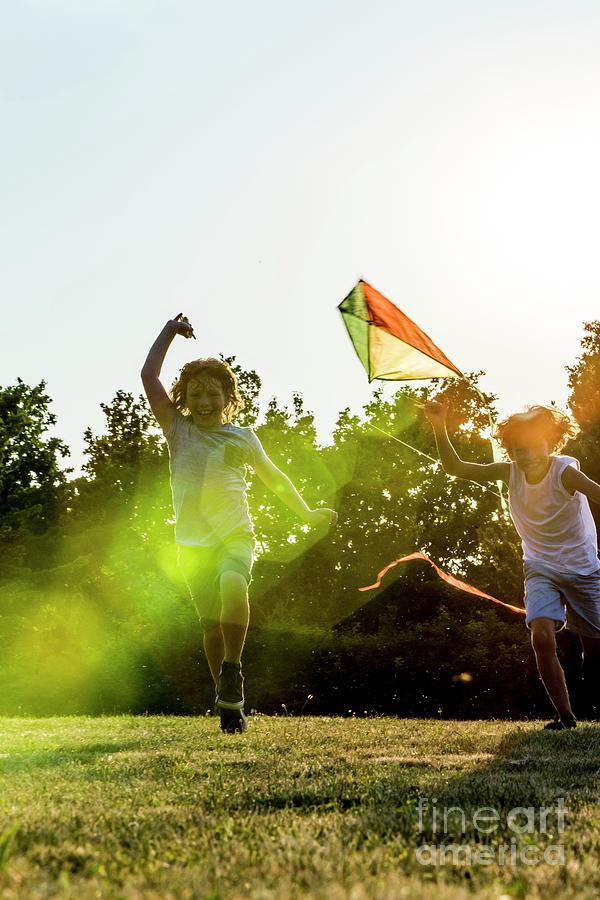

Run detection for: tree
[[308, 376, 518, 625], [82, 391, 164, 487], [249, 392, 337, 624], [0, 379, 70, 538], [566, 321, 600, 486], [73, 390, 171, 544]]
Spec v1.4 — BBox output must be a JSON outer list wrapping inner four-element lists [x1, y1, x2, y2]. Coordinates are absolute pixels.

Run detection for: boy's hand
[[169, 312, 196, 339], [424, 399, 449, 428], [305, 508, 338, 529]]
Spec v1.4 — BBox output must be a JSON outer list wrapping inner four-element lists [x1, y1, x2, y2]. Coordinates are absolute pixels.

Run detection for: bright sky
[[2, 1, 600, 473]]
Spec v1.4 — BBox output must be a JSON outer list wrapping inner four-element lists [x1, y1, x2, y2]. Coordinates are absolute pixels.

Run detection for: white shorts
[[524, 560, 600, 638]]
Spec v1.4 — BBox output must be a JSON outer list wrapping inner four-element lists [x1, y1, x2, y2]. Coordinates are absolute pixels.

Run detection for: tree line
[[1, 325, 599, 716]]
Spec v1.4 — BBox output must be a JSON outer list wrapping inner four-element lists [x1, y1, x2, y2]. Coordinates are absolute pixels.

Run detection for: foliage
[[566, 321, 600, 484], [77, 390, 170, 535], [0, 379, 70, 538], [2, 317, 600, 716]]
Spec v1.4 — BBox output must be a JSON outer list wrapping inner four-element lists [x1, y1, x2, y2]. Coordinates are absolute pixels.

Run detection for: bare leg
[[203, 624, 224, 687], [219, 571, 249, 665], [530, 617, 574, 721]]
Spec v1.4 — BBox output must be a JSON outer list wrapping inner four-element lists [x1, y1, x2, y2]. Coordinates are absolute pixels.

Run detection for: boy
[[425, 400, 600, 729], [142, 314, 337, 732]]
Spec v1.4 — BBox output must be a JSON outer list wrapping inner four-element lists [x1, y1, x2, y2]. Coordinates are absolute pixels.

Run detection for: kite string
[[401, 386, 508, 513], [368, 423, 503, 501]]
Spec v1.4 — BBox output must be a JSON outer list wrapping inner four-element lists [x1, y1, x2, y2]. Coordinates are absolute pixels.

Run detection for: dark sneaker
[[220, 707, 248, 734], [543, 715, 577, 730], [216, 662, 244, 710], [216, 662, 247, 733]]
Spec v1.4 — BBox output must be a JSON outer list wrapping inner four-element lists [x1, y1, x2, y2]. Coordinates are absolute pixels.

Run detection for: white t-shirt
[[508, 454, 599, 575], [163, 412, 262, 546]]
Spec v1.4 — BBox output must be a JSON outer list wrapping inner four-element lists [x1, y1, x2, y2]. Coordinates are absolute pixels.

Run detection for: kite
[[338, 278, 516, 612], [338, 279, 464, 383], [338, 277, 506, 496]]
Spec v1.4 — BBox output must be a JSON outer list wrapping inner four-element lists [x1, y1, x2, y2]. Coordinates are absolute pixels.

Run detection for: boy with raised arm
[[142, 314, 337, 733], [425, 399, 600, 729]]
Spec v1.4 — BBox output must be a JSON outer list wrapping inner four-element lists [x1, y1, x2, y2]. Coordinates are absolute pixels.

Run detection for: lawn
[[0, 716, 598, 898]]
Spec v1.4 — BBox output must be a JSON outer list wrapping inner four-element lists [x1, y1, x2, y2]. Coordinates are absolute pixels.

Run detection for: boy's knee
[[530, 618, 558, 655], [219, 570, 249, 598]]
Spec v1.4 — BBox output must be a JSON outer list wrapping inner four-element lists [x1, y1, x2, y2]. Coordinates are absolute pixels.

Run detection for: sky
[[2, 1, 600, 473]]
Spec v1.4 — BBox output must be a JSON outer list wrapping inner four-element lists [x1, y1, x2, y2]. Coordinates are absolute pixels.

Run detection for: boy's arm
[[251, 441, 338, 528], [425, 401, 510, 484], [141, 315, 194, 432], [562, 466, 600, 504]]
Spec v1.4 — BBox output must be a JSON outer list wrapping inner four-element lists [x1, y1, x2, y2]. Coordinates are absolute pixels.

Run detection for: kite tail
[[359, 550, 525, 616]]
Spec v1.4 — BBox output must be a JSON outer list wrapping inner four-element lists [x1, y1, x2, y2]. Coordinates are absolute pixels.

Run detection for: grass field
[[0, 716, 599, 898]]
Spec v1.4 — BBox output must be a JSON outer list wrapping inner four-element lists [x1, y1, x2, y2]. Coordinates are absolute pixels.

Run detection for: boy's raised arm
[[141, 314, 194, 432], [424, 400, 509, 485]]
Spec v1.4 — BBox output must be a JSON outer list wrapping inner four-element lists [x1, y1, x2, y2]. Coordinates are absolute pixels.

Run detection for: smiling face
[[509, 438, 551, 483], [185, 376, 226, 428]]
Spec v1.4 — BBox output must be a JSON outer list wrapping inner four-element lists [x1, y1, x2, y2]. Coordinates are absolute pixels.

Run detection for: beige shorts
[[177, 534, 254, 629]]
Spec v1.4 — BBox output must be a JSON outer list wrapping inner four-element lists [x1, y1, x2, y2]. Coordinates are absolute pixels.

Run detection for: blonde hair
[[170, 358, 245, 423], [494, 405, 579, 455]]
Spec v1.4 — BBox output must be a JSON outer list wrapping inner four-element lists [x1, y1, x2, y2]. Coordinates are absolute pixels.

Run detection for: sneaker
[[543, 715, 577, 730], [220, 707, 248, 734], [216, 662, 244, 710], [216, 662, 246, 733]]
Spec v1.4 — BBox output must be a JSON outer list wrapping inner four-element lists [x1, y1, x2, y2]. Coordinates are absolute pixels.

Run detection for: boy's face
[[186, 376, 226, 428], [510, 439, 551, 481]]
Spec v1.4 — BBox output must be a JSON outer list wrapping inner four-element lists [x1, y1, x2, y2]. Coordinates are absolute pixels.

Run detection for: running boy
[[425, 400, 600, 729], [142, 314, 338, 733]]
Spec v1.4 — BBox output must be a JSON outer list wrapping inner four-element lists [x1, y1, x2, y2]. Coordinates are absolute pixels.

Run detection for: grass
[[0, 715, 599, 898]]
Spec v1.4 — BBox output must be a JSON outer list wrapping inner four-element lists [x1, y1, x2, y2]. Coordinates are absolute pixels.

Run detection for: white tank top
[[508, 455, 599, 574]]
